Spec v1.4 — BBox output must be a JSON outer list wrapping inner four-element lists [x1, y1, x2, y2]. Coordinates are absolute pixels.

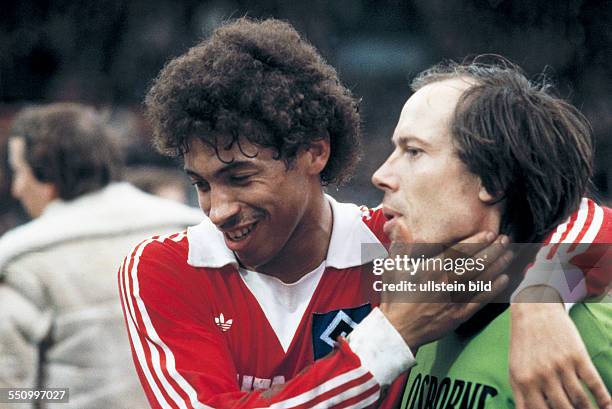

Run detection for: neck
[[475, 203, 503, 240], [255, 191, 332, 283]]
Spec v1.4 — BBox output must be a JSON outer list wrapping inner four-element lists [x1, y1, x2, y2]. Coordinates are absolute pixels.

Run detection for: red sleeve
[[530, 198, 611, 300], [360, 206, 390, 247], [378, 373, 408, 409], [118, 234, 381, 409]]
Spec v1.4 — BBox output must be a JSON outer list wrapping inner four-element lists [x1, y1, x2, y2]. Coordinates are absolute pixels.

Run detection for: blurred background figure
[[0, 103, 202, 409]]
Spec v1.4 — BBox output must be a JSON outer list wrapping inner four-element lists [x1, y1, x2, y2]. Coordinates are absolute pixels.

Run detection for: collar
[[187, 194, 388, 269]]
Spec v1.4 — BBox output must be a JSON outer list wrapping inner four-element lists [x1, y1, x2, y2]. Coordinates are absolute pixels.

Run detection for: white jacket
[[0, 183, 203, 409]]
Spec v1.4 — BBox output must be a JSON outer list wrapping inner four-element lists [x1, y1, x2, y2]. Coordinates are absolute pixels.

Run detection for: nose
[[206, 187, 241, 228], [372, 156, 399, 192]]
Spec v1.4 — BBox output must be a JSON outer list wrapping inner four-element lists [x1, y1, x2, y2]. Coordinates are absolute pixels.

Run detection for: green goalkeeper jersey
[[400, 302, 611, 409]]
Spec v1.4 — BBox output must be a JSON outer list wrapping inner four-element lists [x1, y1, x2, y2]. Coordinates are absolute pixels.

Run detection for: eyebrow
[[393, 134, 433, 150], [183, 161, 259, 180]]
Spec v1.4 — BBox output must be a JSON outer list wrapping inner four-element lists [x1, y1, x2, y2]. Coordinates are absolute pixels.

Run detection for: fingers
[[511, 359, 609, 409], [545, 376, 577, 409], [388, 218, 413, 244], [444, 231, 497, 258], [387, 219, 415, 262], [508, 351, 607, 409], [471, 274, 509, 304], [511, 379, 527, 409], [470, 248, 513, 283], [433, 232, 511, 284], [459, 274, 509, 318], [510, 369, 547, 409], [561, 369, 594, 409], [525, 390, 551, 409], [459, 235, 511, 282], [576, 359, 611, 409]]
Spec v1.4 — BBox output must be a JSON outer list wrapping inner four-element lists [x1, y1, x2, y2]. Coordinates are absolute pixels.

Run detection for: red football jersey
[[119, 197, 412, 409], [119, 196, 610, 409]]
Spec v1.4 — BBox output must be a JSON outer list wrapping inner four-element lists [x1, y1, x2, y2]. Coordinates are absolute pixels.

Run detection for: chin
[[237, 251, 268, 271]]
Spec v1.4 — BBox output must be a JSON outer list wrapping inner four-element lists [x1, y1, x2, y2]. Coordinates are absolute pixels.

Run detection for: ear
[[304, 138, 331, 176], [478, 180, 500, 204]]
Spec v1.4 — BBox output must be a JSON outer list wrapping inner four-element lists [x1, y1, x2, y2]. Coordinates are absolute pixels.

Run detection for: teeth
[[226, 222, 256, 241]]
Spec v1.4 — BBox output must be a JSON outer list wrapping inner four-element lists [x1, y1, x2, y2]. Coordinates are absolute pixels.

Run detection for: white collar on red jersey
[[186, 194, 387, 269]]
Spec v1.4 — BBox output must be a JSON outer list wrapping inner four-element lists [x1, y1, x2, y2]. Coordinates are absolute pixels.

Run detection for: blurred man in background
[[0, 103, 202, 408]]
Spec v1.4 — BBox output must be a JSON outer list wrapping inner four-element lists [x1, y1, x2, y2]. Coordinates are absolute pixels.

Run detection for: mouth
[[381, 205, 403, 238], [223, 220, 259, 244], [381, 205, 402, 221]]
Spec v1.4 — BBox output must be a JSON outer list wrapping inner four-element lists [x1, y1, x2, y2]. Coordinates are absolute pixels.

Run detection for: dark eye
[[191, 180, 210, 192], [405, 148, 422, 158], [229, 174, 252, 185]]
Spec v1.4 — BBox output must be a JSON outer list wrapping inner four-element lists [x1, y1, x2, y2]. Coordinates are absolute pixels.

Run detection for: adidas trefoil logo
[[215, 313, 233, 332]]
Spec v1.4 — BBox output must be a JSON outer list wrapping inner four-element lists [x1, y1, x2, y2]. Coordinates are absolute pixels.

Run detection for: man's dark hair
[[412, 56, 593, 243], [10, 103, 122, 200], [145, 17, 361, 185]]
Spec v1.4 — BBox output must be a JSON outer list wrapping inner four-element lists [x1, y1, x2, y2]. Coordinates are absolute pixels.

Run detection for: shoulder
[[0, 216, 54, 272], [119, 229, 226, 325], [120, 231, 197, 308], [597, 203, 612, 241], [544, 198, 612, 245], [0, 183, 203, 272], [537, 199, 611, 288], [123, 231, 191, 273]]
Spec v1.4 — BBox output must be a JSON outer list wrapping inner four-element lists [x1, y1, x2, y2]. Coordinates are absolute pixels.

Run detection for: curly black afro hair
[[145, 17, 361, 185]]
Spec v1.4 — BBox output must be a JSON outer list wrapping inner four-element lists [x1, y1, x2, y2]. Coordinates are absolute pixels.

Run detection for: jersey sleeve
[[512, 198, 612, 305], [359, 206, 389, 247], [118, 233, 409, 409]]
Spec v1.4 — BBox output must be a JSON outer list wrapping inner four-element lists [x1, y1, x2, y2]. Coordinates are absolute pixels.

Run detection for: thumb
[[389, 219, 413, 257], [390, 218, 412, 243]]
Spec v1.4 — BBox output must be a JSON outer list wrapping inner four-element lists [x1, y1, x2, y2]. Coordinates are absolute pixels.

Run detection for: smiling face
[[184, 136, 331, 277], [372, 78, 501, 245]]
